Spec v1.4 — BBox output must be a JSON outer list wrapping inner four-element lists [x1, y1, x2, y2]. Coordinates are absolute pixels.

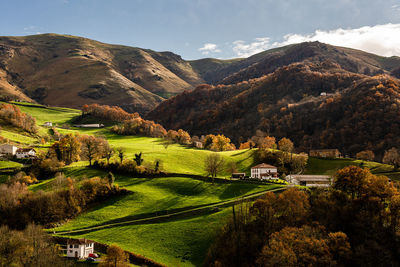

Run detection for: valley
[[1, 101, 400, 266]]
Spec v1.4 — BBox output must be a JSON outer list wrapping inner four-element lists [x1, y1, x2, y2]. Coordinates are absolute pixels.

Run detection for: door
[[75, 251, 78, 258]]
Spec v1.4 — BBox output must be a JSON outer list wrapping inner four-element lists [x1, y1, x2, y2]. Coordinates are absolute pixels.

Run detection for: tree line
[[83, 103, 237, 151], [0, 172, 127, 229], [0, 103, 37, 133]]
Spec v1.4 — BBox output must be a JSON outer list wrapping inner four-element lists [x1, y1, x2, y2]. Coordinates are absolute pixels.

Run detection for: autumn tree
[[0, 224, 70, 267], [278, 137, 294, 153], [52, 134, 81, 165], [256, 226, 351, 267], [80, 135, 106, 166], [260, 136, 276, 150], [239, 140, 255, 150], [177, 129, 191, 145], [211, 134, 235, 151], [205, 153, 225, 182], [383, 147, 400, 169], [334, 166, 372, 199], [356, 150, 375, 161], [99, 244, 129, 267]]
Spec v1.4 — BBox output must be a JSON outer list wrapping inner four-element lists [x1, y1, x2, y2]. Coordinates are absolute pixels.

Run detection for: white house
[[66, 239, 94, 259], [0, 144, 19, 156], [15, 148, 36, 159], [251, 163, 278, 180], [73, 124, 104, 128], [43, 122, 53, 127], [287, 175, 332, 187]]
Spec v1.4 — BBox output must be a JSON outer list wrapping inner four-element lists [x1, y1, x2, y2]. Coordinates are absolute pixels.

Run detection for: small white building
[[66, 239, 94, 259], [0, 144, 19, 156], [251, 163, 278, 180], [15, 148, 36, 159], [43, 122, 53, 127], [287, 175, 332, 187], [73, 124, 104, 128], [193, 141, 203, 148]]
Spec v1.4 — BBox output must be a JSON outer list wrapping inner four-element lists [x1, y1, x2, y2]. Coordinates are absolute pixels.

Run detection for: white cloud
[[198, 43, 221, 55], [279, 24, 400, 57], [232, 37, 271, 58], [230, 24, 400, 58]]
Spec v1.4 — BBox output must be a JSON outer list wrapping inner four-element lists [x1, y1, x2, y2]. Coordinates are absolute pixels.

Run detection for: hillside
[[0, 34, 204, 113], [189, 41, 400, 84], [2, 101, 400, 266], [148, 61, 400, 158]]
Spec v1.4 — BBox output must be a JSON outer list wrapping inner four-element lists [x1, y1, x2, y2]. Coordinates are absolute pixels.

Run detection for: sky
[[1, 0, 400, 59]]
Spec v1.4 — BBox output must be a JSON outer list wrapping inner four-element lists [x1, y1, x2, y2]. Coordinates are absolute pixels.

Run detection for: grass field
[[52, 175, 278, 232], [4, 101, 400, 266], [305, 157, 396, 176], [52, 174, 280, 266], [65, 207, 232, 266], [10, 101, 81, 125], [0, 160, 23, 169]]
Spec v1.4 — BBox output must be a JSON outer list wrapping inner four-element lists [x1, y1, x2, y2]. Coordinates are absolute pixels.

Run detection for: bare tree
[[205, 153, 225, 183], [103, 143, 114, 164]]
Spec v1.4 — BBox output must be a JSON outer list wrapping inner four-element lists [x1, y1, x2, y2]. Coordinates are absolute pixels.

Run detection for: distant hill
[[0, 34, 204, 113], [189, 42, 400, 85], [148, 61, 400, 157]]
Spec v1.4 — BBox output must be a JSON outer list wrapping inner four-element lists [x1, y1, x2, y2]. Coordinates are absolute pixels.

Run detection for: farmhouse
[[73, 124, 104, 128], [66, 239, 95, 259], [0, 144, 18, 156], [251, 163, 278, 179], [15, 148, 36, 159], [288, 175, 332, 187], [43, 122, 53, 127], [309, 149, 341, 158]]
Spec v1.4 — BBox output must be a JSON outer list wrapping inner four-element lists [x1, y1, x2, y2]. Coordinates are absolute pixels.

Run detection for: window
[[74, 245, 79, 248], [69, 245, 73, 248], [69, 250, 72, 253]]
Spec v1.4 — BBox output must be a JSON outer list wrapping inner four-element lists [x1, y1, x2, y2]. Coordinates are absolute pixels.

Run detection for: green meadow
[[2, 101, 400, 266]]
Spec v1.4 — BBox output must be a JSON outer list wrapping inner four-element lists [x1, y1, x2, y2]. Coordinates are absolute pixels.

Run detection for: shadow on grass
[[219, 183, 260, 200]]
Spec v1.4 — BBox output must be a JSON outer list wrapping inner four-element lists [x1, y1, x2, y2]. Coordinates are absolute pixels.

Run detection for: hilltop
[[0, 34, 204, 113], [189, 41, 400, 84]]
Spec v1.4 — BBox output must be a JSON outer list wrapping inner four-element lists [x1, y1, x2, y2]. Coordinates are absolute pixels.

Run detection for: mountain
[[0, 34, 204, 113], [148, 61, 400, 157], [189, 41, 400, 85]]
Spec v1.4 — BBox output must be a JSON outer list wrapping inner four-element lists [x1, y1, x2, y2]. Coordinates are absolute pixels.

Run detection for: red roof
[[251, 163, 277, 169]]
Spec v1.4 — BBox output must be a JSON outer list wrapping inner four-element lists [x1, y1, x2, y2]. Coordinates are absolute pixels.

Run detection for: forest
[[148, 62, 400, 159]]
